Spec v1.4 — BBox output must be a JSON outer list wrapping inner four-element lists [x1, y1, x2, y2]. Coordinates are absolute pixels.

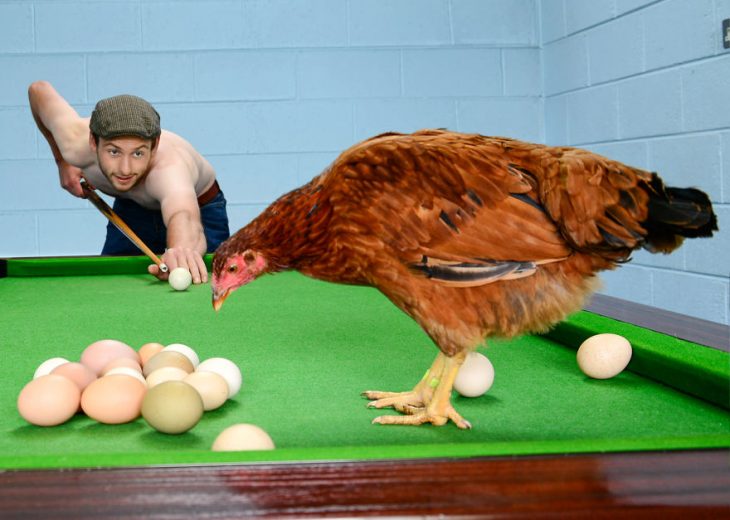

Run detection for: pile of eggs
[[17, 339, 247, 438]]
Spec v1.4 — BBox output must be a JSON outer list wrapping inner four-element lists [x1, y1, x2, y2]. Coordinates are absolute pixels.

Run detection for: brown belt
[[197, 180, 221, 207]]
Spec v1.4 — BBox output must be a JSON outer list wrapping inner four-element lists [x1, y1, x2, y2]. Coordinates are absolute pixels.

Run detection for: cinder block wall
[[0, 0, 727, 324], [0, 0, 540, 256], [542, 0, 729, 324]]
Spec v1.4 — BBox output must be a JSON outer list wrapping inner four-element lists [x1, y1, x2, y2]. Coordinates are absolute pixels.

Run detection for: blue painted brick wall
[[1, 0, 541, 261], [1, 0, 727, 325], [542, 0, 730, 324]]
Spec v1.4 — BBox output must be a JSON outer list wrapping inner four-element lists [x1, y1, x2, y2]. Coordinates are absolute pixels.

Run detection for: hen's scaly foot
[[372, 406, 472, 429], [362, 352, 446, 410], [365, 352, 471, 428], [362, 390, 428, 415]]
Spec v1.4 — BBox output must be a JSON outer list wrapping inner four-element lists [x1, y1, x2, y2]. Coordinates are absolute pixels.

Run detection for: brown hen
[[211, 130, 717, 429]]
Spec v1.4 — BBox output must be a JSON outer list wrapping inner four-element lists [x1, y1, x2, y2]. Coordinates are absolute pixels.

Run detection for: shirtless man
[[28, 81, 229, 285]]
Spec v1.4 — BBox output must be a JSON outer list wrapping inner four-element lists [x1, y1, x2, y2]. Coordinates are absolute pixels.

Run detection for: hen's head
[[211, 245, 270, 311]]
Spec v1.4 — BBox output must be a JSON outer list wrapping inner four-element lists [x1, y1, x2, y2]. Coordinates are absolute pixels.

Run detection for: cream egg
[[211, 424, 275, 451], [196, 357, 242, 398], [146, 366, 189, 388], [105, 366, 147, 385], [454, 352, 494, 398], [577, 333, 633, 379], [183, 371, 229, 411]]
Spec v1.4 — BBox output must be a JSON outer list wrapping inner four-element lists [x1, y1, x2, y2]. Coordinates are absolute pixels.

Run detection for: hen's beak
[[212, 287, 231, 312]]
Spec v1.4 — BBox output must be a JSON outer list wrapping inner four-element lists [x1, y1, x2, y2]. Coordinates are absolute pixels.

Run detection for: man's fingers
[[64, 182, 84, 198], [148, 263, 167, 280], [183, 250, 205, 284], [159, 248, 208, 285], [193, 254, 208, 284]]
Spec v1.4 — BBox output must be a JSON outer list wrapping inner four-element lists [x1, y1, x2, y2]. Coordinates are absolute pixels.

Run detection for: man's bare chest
[[82, 166, 160, 210]]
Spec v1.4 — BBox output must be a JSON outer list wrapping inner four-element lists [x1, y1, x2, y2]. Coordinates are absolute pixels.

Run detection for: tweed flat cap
[[89, 94, 161, 140]]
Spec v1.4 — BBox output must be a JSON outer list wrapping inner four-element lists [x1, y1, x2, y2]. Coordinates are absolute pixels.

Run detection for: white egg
[[211, 424, 275, 451], [163, 343, 200, 368], [104, 366, 147, 385], [168, 267, 192, 291], [33, 357, 70, 379], [454, 352, 494, 397], [577, 333, 632, 379], [197, 357, 242, 398]]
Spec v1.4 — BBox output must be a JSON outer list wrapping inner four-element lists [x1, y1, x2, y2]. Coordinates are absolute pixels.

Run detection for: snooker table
[[0, 256, 728, 518]]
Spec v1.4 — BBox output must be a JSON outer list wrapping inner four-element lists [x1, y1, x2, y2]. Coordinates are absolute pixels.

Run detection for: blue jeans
[[101, 191, 230, 255]]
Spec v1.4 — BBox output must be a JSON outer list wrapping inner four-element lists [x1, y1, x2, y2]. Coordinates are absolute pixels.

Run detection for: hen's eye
[[228, 264, 238, 274]]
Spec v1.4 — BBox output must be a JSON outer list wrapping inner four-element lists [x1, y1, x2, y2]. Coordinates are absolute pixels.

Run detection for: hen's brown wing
[[321, 131, 572, 286], [526, 145, 652, 254]]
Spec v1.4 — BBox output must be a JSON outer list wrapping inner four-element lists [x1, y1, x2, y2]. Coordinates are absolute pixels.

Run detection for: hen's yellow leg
[[362, 353, 446, 414], [364, 352, 471, 429]]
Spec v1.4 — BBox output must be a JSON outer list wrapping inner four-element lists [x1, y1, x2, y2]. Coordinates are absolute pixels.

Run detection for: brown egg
[[138, 342, 165, 367], [142, 351, 194, 377], [81, 374, 146, 424], [51, 362, 97, 392], [81, 339, 140, 375], [17, 375, 80, 426], [101, 357, 142, 375]]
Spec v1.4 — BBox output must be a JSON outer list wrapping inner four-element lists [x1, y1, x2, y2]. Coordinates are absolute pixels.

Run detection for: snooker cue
[[80, 181, 168, 273]]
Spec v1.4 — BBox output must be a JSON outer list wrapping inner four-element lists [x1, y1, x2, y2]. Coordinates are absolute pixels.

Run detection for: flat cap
[[89, 94, 161, 140]]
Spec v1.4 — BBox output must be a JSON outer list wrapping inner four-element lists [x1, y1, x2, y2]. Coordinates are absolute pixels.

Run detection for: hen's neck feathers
[[242, 178, 332, 272]]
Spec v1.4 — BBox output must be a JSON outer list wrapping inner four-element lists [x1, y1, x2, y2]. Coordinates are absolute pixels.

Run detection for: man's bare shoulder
[[154, 132, 207, 172], [157, 130, 203, 158], [147, 131, 216, 198]]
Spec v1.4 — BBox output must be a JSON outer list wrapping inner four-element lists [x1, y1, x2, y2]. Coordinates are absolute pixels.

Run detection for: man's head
[[89, 95, 161, 191]]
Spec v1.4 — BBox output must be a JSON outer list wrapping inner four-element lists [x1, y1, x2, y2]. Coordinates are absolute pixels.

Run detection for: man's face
[[91, 135, 156, 192]]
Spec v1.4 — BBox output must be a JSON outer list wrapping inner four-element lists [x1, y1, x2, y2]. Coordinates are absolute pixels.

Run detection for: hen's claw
[[361, 390, 403, 400], [364, 391, 426, 411], [372, 408, 472, 429]]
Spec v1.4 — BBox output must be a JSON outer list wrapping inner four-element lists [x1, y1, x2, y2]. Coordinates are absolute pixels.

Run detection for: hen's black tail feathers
[[642, 174, 718, 253]]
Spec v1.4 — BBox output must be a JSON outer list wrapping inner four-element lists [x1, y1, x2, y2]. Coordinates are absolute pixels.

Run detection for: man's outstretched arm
[[28, 81, 92, 197]]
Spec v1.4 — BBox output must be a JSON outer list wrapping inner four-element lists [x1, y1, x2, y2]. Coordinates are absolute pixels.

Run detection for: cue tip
[[160, 263, 169, 273]]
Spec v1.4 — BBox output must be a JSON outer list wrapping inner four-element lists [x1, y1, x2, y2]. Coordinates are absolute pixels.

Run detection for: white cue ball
[[454, 352, 494, 398], [168, 267, 192, 291], [577, 333, 633, 379], [211, 424, 275, 451]]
